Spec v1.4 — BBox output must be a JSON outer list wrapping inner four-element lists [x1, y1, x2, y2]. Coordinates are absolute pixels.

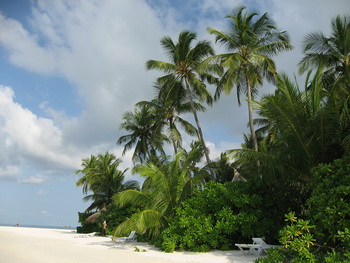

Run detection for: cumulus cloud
[[18, 175, 48, 184], [0, 0, 348, 186], [0, 14, 56, 73], [0, 85, 83, 181]]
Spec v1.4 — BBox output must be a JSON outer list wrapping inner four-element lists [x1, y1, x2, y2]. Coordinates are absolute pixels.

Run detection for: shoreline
[[0, 226, 260, 263]]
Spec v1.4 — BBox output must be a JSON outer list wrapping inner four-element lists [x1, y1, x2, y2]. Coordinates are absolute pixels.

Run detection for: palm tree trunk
[[169, 120, 178, 155], [247, 82, 259, 152], [184, 77, 212, 165]]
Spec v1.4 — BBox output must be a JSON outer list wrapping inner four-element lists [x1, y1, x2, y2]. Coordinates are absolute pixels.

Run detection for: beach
[[0, 226, 261, 263]]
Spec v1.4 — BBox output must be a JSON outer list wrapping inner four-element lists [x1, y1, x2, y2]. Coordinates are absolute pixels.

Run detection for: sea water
[[0, 223, 76, 230]]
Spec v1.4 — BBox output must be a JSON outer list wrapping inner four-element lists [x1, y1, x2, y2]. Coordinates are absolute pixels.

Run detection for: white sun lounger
[[75, 232, 97, 238], [235, 237, 278, 256], [114, 231, 137, 243]]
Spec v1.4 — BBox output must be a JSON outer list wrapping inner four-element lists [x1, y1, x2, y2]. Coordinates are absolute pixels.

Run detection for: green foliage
[[256, 157, 350, 262], [161, 182, 263, 252], [103, 203, 136, 236], [207, 6, 293, 151], [75, 152, 139, 213], [137, 77, 200, 155], [255, 212, 317, 263], [117, 104, 168, 163], [134, 247, 147, 252], [324, 229, 350, 262], [204, 152, 236, 183], [307, 156, 350, 247], [114, 148, 206, 239], [146, 30, 215, 164]]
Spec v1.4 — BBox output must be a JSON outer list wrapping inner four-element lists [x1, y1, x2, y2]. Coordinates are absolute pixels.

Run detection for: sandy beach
[[0, 226, 261, 263]]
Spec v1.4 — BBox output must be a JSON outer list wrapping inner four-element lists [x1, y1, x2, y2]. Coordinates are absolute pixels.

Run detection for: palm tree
[[299, 15, 350, 122], [233, 73, 345, 183], [137, 78, 202, 155], [113, 146, 208, 238], [76, 152, 139, 212], [117, 104, 169, 163], [146, 30, 215, 165], [203, 152, 236, 183], [299, 15, 350, 85], [207, 6, 293, 151]]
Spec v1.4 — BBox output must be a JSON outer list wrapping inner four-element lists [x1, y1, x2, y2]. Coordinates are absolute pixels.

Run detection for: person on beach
[[102, 220, 107, 236]]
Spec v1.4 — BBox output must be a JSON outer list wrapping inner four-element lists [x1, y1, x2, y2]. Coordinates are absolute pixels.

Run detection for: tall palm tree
[[75, 152, 139, 212], [113, 146, 208, 238], [117, 104, 169, 163], [299, 15, 350, 122], [233, 73, 345, 183], [146, 30, 215, 165], [207, 6, 293, 151], [137, 78, 202, 155], [299, 15, 350, 85]]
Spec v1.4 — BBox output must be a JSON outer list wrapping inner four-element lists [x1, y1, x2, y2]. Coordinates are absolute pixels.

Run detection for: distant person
[[15, 222, 20, 227], [102, 220, 107, 236]]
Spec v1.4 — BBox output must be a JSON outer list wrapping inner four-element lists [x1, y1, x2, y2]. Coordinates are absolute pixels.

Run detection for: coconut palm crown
[[207, 6, 293, 151], [146, 30, 216, 165], [299, 15, 350, 86]]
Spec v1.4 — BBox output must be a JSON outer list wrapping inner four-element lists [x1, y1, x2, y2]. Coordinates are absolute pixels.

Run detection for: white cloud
[[18, 175, 48, 184], [0, 85, 83, 181], [36, 190, 47, 195], [0, 0, 348, 186], [0, 165, 19, 181], [0, 14, 56, 74]]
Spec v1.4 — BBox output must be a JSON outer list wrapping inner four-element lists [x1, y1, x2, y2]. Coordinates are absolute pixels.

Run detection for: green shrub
[[307, 156, 350, 247], [161, 182, 263, 252], [255, 212, 317, 263], [256, 157, 350, 262], [104, 203, 136, 236]]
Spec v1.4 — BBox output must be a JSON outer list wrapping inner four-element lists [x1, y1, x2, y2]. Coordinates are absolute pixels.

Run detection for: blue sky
[[0, 0, 348, 227]]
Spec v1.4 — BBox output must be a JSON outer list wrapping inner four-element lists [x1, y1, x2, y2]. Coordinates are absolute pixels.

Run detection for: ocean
[[0, 223, 76, 230]]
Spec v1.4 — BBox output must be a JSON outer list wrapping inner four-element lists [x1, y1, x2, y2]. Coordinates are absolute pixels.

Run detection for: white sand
[[0, 226, 261, 263]]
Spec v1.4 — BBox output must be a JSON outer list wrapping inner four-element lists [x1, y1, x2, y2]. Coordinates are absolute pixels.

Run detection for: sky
[[0, 0, 348, 227]]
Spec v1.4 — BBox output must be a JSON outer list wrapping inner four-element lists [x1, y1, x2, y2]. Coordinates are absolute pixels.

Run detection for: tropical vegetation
[[146, 30, 216, 165], [75, 152, 139, 234], [75, 7, 350, 262], [206, 6, 293, 151]]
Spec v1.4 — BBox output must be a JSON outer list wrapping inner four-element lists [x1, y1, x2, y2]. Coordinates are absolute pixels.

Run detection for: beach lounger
[[75, 232, 97, 238], [235, 237, 278, 256], [114, 231, 137, 242]]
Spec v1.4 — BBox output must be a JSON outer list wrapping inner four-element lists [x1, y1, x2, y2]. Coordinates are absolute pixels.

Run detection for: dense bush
[[255, 212, 318, 263], [307, 156, 350, 248], [255, 157, 350, 262], [104, 203, 137, 236], [160, 182, 263, 252], [255, 215, 350, 262]]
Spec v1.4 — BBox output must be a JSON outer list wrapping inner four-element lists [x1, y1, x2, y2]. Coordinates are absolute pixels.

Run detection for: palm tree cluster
[[113, 144, 208, 238], [75, 152, 139, 213], [75, 7, 349, 246], [118, 6, 292, 166], [232, 14, 350, 214]]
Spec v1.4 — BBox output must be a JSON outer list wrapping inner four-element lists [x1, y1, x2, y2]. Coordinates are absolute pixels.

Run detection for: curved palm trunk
[[184, 77, 212, 165], [246, 81, 259, 152], [169, 120, 178, 155]]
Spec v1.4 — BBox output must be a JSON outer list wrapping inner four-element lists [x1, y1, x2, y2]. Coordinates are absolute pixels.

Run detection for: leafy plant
[[161, 182, 263, 252], [113, 147, 207, 239], [307, 156, 350, 248], [255, 212, 317, 263]]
